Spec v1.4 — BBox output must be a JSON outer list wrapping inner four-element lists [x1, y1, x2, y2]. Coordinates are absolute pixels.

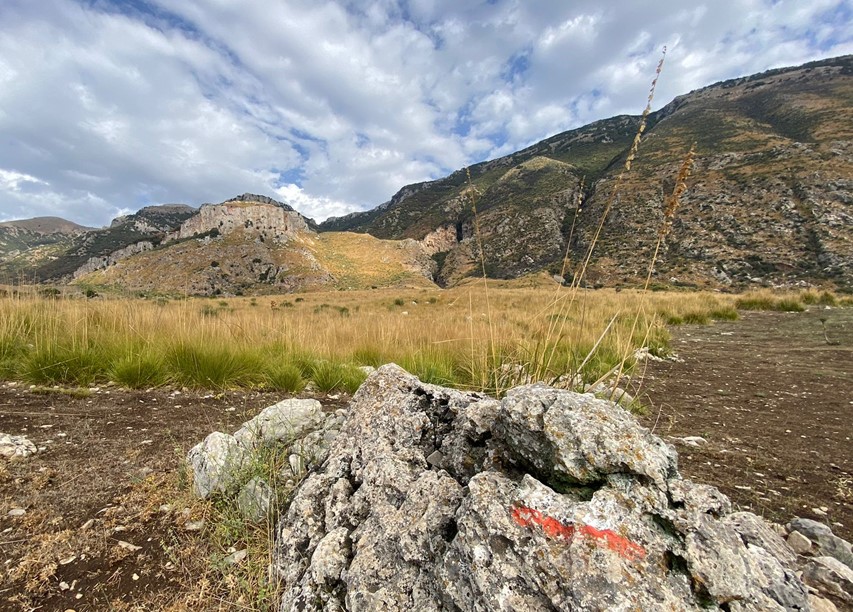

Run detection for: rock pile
[[188, 365, 853, 611]]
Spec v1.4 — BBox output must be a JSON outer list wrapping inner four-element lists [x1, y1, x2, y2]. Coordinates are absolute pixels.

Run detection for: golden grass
[[0, 285, 752, 395]]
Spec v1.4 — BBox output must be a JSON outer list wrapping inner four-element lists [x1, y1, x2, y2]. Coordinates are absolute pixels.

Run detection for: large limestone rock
[[273, 365, 810, 611]]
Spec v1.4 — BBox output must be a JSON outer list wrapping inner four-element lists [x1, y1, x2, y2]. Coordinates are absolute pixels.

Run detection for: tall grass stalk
[[519, 48, 668, 394]]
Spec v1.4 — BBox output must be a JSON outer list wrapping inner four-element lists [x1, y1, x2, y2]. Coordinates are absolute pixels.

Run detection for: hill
[[73, 196, 434, 295], [0, 217, 93, 281], [320, 55, 853, 290]]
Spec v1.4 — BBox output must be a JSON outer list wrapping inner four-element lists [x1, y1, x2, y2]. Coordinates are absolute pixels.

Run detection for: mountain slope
[[320, 55, 853, 290], [0, 217, 93, 281], [74, 196, 435, 295]]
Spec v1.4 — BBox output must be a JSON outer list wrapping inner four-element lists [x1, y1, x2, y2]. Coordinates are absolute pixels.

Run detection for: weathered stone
[[233, 398, 326, 448], [0, 433, 37, 460], [788, 517, 853, 570], [223, 548, 248, 565], [186, 432, 247, 498], [802, 556, 853, 603], [808, 594, 839, 612], [237, 477, 273, 522], [787, 530, 813, 555], [497, 383, 678, 490], [271, 365, 811, 611]]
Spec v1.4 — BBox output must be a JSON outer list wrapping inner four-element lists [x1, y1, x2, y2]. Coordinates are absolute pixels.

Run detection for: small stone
[[802, 556, 853, 603], [59, 581, 70, 591], [80, 519, 95, 531], [59, 555, 77, 565], [813, 507, 829, 517], [184, 520, 204, 531], [117, 541, 142, 552], [75, 593, 83, 599], [224, 549, 248, 565], [788, 530, 812, 555], [678, 436, 708, 447], [7, 508, 25, 517], [132, 573, 139, 581], [426, 450, 445, 468]]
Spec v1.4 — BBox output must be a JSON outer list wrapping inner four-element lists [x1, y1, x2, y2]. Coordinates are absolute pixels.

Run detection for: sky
[[0, 0, 851, 227]]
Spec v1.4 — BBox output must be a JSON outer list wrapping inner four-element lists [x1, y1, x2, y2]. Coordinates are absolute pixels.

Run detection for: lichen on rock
[[270, 364, 812, 611]]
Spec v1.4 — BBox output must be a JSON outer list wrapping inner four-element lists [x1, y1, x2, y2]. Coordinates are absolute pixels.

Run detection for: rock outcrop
[[173, 201, 310, 243], [270, 365, 812, 611], [72, 240, 155, 278]]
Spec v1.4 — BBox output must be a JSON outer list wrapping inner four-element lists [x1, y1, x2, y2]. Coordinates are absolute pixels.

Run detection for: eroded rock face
[[273, 365, 810, 611]]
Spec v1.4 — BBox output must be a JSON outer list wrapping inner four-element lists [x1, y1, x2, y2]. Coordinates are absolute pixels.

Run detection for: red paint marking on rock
[[510, 505, 646, 560]]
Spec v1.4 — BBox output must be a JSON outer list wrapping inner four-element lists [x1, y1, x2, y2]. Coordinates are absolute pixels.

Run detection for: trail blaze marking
[[510, 505, 646, 561]]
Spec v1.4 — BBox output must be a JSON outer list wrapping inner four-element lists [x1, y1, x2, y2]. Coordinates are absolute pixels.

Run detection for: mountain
[[320, 55, 853, 290], [30, 204, 198, 282], [0, 217, 93, 281], [4, 56, 851, 294], [72, 195, 434, 295]]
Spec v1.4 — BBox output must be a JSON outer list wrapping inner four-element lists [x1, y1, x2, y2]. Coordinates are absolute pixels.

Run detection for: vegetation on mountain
[[320, 55, 853, 291]]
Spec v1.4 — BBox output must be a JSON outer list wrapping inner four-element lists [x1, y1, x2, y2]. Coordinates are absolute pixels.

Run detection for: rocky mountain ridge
[[2, 57, 851, 292], [320, 55, 853, 290]]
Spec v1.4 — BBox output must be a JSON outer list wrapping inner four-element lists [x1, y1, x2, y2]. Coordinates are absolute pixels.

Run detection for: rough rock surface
[[187, 398, 341, 499], [0, 433, 37, 460], [272, 365, 811, 611], [174, 201, 310, 243], [788, 518, 853, 570]]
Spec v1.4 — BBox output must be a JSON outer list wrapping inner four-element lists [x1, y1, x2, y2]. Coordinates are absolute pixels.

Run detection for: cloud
[[0, 0, 850, 226]]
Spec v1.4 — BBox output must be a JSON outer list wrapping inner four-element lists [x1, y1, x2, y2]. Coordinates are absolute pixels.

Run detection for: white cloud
[[0, 169, 47, 192], [0, 0, 849, 226]]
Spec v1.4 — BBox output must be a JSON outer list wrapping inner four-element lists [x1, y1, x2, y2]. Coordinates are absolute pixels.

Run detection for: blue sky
[[0, 0, 851, 227]]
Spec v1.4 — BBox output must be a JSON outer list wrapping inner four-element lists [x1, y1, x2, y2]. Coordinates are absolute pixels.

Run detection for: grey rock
[[674, 435, 708, 447], [0, 433, 37, 460], [224, 548, 248, 565], [186, 432, 247, 498], [802, 556, 853, 603], [188, 398, 338, 501], [237, 477, 273, 522], [233, 398, 326, 448], [272, 364, 810, 611], [788, 517, 853, 570], [497, 383, 678, 490]]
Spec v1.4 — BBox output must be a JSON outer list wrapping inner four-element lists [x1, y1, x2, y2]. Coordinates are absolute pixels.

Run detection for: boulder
[[233, 398, 326, 448], [187, 399, 344, 501], [272, 364, 810, 611]]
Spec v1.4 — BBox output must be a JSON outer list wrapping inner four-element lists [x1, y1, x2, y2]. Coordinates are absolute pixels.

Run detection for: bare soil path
[[0, 307, 850, 609]]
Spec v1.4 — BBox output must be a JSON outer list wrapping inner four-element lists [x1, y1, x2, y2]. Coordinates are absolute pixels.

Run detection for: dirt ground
[[639, 307, 853, 541], [0, 306, 850, 609]]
